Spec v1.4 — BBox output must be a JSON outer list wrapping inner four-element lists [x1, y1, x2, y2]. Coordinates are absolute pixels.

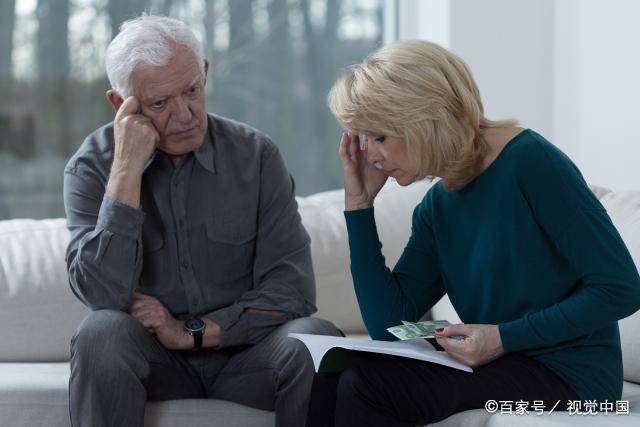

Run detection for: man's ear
[[203, 59, 209, 86], [106, 89, 125, 112]]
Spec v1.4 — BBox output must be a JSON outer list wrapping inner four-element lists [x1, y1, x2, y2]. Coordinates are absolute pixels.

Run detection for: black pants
[[306, 350, 579, 427]]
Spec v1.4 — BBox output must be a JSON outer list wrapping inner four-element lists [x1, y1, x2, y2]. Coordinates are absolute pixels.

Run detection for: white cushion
[[0, 219, 89, 362], [426, 381, 640, 426], [2, 362, 635, 427], [0, 363, 274, 427], [595, 187, 640, 384]]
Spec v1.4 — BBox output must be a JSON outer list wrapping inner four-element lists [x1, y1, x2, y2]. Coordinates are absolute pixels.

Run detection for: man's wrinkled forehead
[[131, 46, 203, 100], [141, 73, 202, 102]]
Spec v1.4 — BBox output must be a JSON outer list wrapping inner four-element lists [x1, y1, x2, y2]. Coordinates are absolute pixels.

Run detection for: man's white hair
[[105, 15, 205, 98]]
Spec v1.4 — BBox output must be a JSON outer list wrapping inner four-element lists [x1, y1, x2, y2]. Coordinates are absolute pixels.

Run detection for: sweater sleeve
[[498, 140, 640, 352], [345, 201, 445, 340]]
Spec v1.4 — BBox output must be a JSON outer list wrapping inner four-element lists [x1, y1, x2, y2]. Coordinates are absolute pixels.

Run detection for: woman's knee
[[336, 362, 372, 402], [336, 356, 402, 407]]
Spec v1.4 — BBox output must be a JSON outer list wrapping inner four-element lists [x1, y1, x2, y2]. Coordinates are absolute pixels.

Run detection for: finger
[[131, 115, 153, 126], [115, 96, 140, 121], [130, 293, 147, 306], [134, 313, 154, 328], [130, 307, 154, 320], [435, 337, 469, 360], [139, 312, 164, 329], [436, 335, 468, 354], [133, 292, 159, 302], [128, 301, 141, 313], [348, 132, 359, 160], [338, 132, 349, 160], [130, 294, 152, 309], [439, 323, 469, 337], [438, 345, 469, 366], [130, 116, 159, 141], [435, 335, 462, 349], [435, 336, 449, 351], [129, 298, 155, 313]]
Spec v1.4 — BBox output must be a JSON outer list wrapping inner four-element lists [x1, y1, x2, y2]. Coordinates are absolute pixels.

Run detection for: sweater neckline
[[476, 128, 530, 179]]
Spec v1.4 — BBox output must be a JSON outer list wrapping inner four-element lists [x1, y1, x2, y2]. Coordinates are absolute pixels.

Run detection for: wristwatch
[[183, 318, 206, 350]]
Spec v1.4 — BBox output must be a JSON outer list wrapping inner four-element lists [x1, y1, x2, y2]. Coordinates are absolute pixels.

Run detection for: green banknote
[[387, 320, 465, 340], [386, 325, 422, 340]]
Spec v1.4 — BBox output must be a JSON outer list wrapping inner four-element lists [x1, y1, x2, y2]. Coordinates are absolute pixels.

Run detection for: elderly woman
[[306, 40, 640, 427]]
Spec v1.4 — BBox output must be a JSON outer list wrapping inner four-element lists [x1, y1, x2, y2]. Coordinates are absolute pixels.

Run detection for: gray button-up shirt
[[64, 113, 316, 348]]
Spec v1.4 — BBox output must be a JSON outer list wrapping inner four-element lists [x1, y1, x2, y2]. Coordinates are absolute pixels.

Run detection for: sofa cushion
[[427, 381, 640, 426], [595, 187, 640, 384], [0, 219, 89, 362], [1, 363, 636, 427], [0, 363, 274, 427]]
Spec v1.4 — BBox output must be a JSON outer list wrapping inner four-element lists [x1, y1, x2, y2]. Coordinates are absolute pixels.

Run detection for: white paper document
[[289, 333, 472, 373]]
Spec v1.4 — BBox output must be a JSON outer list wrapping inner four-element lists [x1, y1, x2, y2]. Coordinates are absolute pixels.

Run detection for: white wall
[[399, 0, 640, 191], [554, 0, 640, 190]]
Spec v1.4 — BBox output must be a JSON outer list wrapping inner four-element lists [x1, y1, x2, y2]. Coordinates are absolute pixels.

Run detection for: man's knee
[[270, 317, 342, 365], [275, 316, 343, 338], [71, 309, 145, 363]]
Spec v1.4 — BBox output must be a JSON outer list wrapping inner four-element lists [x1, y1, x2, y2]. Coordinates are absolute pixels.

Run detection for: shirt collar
[[142, 118, 216, 174], [194, 121, 216, 173]]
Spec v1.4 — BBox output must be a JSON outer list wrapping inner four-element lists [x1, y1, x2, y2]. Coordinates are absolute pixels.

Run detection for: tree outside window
[[0, 0, 390, 219]]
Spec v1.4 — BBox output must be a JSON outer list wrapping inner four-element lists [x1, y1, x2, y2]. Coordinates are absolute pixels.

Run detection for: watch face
[[185, 318, 205, 332]]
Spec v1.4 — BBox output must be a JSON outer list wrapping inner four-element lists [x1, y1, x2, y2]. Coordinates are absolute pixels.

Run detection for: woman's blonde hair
[[328, 40, 517, 190]]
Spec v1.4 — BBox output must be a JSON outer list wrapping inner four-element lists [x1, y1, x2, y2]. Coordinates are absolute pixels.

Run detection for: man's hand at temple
[[111, 96, 159, 174], [105, 95, 159, 207], [129, 292, 221, 350]]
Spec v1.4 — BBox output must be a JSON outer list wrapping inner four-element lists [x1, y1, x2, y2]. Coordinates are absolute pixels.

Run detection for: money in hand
[[387, 320, 465, 340]]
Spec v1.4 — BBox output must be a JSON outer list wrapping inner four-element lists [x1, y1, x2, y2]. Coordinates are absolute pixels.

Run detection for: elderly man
[[64, 15, 340, 427]]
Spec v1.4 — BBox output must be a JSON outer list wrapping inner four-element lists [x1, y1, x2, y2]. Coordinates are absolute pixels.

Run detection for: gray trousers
[[69, 310, 342, 427]]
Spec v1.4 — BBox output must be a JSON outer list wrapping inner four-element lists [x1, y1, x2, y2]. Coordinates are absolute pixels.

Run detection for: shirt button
[[182, 261, 189, 269]]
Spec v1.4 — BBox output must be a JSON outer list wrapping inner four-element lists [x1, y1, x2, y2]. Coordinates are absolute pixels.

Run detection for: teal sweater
[[344, 129, 640, 403]]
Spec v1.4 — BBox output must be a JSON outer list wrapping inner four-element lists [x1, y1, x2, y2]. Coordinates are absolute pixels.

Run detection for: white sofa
[[0, 180, 639, 426]]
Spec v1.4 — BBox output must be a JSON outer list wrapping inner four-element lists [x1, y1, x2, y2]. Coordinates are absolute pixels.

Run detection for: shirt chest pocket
[[140, 227, 167, 291], [204, 216, 257, 285]]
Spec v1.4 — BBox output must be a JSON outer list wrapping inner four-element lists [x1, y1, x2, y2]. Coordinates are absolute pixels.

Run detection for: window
[[0, 0, 395, 219]]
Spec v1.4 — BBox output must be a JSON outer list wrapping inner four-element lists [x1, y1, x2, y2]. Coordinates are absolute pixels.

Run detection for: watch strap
[[193, 330, 203, 350]]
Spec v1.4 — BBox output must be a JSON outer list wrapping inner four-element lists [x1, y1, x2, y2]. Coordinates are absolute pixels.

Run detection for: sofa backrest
[[0, 218, 77, 362], [0, 180, 431, 362], [593, 187, 640, 384], [1, 180, 639, 386]]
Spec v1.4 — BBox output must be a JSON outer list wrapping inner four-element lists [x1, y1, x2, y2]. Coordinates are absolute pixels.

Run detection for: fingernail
[[436, 328, 444, 333]]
